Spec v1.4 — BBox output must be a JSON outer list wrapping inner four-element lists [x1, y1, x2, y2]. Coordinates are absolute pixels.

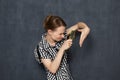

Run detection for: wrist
[[59, 47, 65, 53]]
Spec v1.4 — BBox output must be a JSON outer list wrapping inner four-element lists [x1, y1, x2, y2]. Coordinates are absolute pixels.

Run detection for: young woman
[[34, 15, 90, 80]]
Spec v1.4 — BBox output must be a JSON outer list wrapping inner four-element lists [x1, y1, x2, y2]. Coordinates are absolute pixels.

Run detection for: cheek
[[55, 34, 60, 38], [53, 34, 62, 39]]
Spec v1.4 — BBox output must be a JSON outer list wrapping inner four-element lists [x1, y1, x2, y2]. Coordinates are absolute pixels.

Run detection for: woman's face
[[49, 26, 66, 42]]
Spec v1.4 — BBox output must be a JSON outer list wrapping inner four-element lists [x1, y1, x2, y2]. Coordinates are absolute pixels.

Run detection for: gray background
[[0, 0, 120, 80]]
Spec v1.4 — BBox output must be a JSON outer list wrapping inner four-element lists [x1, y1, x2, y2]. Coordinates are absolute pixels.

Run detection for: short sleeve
[[34, 45, 51, 64], [38, 47, 51, 59]]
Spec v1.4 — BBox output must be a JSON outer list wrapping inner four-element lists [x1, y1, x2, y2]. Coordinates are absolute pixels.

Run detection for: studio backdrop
[[0, 0, 120, 80]]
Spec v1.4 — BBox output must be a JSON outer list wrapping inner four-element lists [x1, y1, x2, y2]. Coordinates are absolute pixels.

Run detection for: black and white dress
[[34, 33, 73, 80]]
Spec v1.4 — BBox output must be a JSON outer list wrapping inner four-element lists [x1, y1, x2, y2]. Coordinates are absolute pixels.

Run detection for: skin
[[41, 22, 90, 74]]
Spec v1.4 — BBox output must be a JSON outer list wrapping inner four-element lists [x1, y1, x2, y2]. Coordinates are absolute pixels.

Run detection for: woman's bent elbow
[[49, 69, 57, 74]]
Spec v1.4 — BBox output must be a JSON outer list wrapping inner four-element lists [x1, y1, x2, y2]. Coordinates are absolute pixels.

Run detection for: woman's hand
[[61, 39, 72, 50], [66, 22, 90, 47], [78, 27, 90, 47], [77, 22, 90, 47]]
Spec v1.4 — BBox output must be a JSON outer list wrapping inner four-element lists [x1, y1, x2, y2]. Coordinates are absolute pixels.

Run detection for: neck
[[45, 33, 56, 46]]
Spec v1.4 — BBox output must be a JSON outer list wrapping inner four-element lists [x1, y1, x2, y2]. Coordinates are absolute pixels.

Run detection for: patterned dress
[[34, 33, 73, 80]]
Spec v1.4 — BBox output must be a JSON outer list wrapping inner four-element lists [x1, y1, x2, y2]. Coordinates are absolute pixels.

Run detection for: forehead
[[54, 26, 66, 33]]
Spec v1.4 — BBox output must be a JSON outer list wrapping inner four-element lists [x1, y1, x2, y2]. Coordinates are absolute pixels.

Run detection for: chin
[[55, 38, 63, 42]]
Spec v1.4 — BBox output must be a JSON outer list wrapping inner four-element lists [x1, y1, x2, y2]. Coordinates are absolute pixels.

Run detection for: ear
[[48, 29, 53, 34]]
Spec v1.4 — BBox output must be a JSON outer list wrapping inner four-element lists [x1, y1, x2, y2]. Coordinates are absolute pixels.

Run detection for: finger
[[70, 42, 72, 45], [69, 42, 72, 47], [77, 29, 82, 32], [79, 41, 82, 47], [79, 37, 84, 47], [67, 39, 72, 41]]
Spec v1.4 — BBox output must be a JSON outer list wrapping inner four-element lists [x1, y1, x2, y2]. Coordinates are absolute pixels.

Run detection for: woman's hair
[[43, 15, 67, 31]]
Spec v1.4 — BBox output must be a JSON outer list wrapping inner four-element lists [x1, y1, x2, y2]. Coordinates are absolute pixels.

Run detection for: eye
[[59, 33, 65, 36], [63, 32, 66, 35], [59, 32, 65, 35], [59, 33, 63, 35]]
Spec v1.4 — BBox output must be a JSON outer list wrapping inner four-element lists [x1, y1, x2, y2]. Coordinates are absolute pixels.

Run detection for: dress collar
[[41, 33, 51, 49]]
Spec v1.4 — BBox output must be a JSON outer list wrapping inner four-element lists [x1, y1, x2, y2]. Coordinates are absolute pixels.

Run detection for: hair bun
[[43, 15, 66, 32], [46, 15, 52, 21], [43, 15, 53, 27]]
